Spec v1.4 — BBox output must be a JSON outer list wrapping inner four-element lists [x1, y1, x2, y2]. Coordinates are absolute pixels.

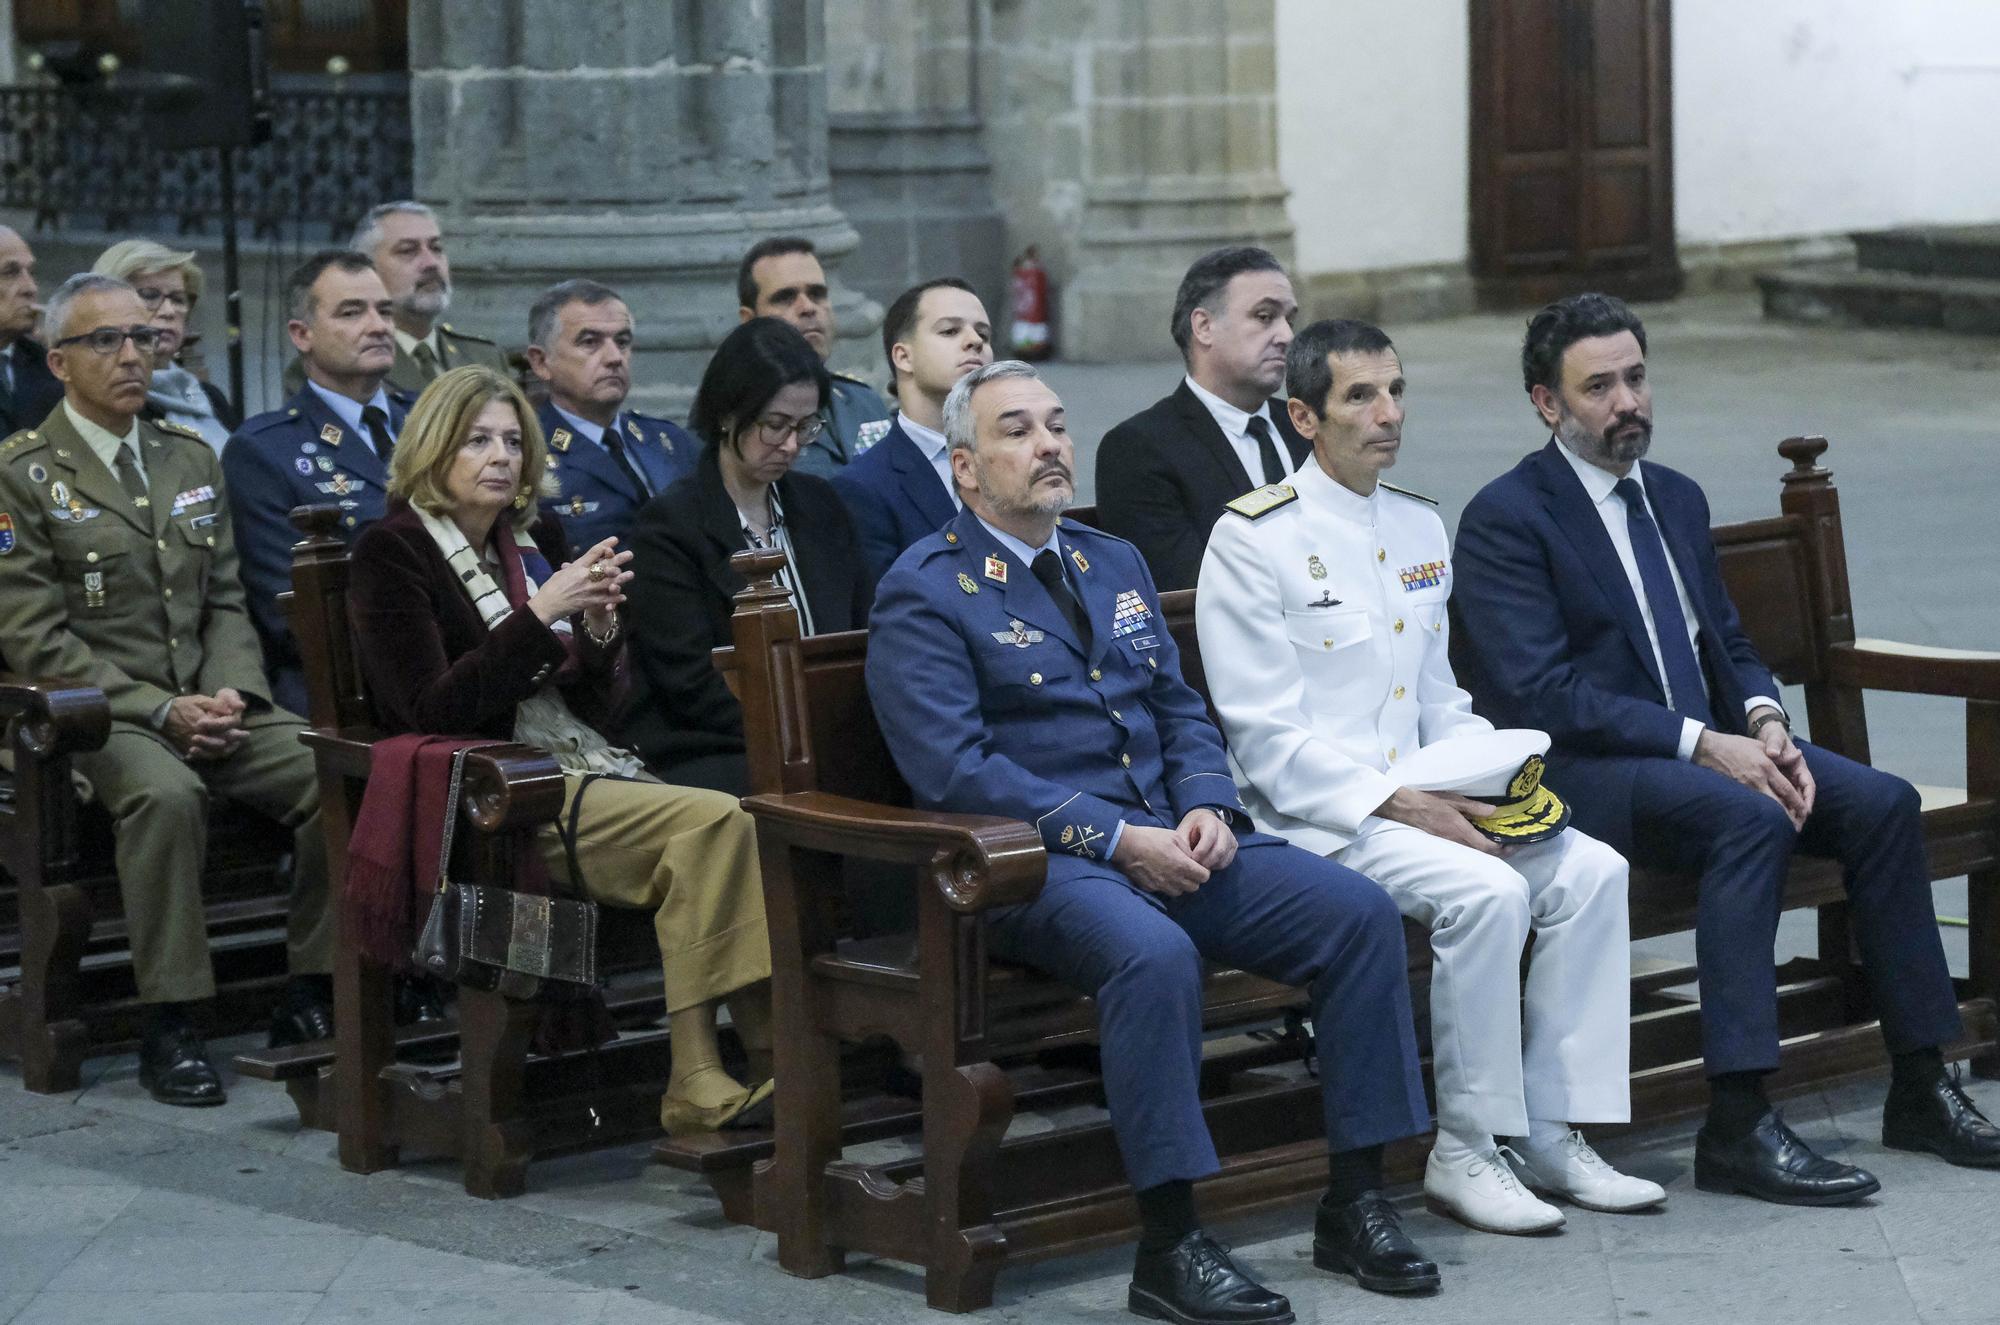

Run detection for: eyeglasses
[[54, 325, 162, 355], [135, 287, 192, 313], [752, 413, 825, 447]]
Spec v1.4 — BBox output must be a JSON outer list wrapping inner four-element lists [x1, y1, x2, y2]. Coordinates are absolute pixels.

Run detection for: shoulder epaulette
[[829, 369, 878, 390], [152, 419, 208, 442], [1223, 483, 1298, 520], [238, 407, 297, 435], [439, 322, 498, 345], [1380, 481, 1438, 506], [2, 429, 44, 456]]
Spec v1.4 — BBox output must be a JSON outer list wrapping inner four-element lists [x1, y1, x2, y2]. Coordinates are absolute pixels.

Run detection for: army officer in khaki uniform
[[0, 274, 334, 1107]]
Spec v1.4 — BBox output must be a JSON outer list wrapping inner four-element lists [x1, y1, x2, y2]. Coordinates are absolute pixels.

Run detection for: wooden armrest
[[301, 731, 567, 833], [743, 789, 1047, 913], [1827, 638, 2000, 701], [0, 672, 111, 759]]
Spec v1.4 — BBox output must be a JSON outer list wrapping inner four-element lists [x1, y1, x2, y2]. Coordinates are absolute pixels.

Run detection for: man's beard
[[1556, 401, 1652, 466], [976, 453, 1072, 520], [400, 280, 451, 321]]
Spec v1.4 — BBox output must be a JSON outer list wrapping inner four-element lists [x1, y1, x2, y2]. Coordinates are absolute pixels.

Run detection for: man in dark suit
[[831, 276, 993, 580], [1095, 245, 1310, 590], [1453, 292, 2000, 1207], [0, 226, 62, 436], [525, 278, 698, 556], [225, 249, 409, 717]]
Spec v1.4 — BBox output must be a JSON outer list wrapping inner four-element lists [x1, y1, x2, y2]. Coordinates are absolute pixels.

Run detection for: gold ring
[[588, 561, 608, 582]]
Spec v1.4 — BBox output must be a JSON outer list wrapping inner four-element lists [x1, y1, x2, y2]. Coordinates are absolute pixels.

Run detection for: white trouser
[[1335, 821, 1632, 1139]]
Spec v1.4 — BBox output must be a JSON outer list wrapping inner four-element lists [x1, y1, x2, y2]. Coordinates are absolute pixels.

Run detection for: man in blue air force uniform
[[866, 360, 1438, 1325], [224, 250, 409, 717], [526, 278, 696, 556]]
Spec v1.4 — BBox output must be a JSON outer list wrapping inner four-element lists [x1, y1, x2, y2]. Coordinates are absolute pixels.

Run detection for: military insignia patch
[[1071, 548, 1089, 574], [295, 457, 315, 475], [26, 462, 46, 483], [49, 480, 69, 507], [170, 484, 215, 515], [1111, 589, 1153, 638], [984, 555, 1008, 584], [82, 570, 105, 609], [316, 456, 336, 472], [0, 512, 12, 554], [1307, 554, 1328, 580], [1223, 483, 1297, 520], [990, 619, 1044, 648], [854, 418, 892, 452], [549, 428, 573, 453], [300, 441, 318, 454], [626, 419, 642, 442], [1399, 560, 1446, 592], [957, 572, 979, 595], [320, 423, 342, 446]]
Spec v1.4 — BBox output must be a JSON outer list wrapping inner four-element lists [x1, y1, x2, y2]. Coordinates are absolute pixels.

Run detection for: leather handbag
[[413, 751, 599, 992]]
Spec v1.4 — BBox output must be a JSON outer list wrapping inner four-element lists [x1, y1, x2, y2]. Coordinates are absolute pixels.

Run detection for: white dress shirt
[[65, 400, 146, 484], [1183, 375, 1290, 485], [896, 411, 960, 510], [1554, 442, 1779, 759], [305, 379, 399, 459]]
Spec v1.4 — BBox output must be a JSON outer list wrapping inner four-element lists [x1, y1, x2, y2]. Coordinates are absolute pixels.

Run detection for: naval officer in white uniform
[[1196, 318, 1663, 1233]]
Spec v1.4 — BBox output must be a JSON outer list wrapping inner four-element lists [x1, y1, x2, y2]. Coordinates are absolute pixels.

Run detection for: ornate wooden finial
[[728, 548, 794, 608], [1778, 435, 1830, 484], [288, 502, 348, 544]]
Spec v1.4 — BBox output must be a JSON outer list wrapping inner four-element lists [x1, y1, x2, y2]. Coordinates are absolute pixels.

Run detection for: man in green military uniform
[[283, 200, 509, 396], [736, 235, 892, 478], [0, 274, 334, 1106]]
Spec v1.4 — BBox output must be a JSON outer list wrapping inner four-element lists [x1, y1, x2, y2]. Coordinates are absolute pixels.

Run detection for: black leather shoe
[[1129, 1231, 1293, 1325], [1884, 1065, 2000, 1167], [1695, 1110, 1880, 1205], [267, 995, 335, 1049], [1312, 1190, 1440, 1294], [138, 1021, 226, 1107]]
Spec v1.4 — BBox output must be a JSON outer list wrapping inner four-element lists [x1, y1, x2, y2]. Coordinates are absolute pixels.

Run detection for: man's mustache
[[1605, 411, 1651, 441], [1032, 462, 1073, 484]]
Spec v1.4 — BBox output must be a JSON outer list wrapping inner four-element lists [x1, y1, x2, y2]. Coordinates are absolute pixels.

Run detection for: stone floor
[[4, 290, 1998, 1324]]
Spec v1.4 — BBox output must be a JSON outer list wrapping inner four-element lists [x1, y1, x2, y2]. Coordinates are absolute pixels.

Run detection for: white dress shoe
[[1424, 1145, 1566, 1234], [1510, 1129, 1668, 1213]]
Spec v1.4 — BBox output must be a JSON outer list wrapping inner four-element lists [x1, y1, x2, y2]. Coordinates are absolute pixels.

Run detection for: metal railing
[[0, 75, 412, 240]]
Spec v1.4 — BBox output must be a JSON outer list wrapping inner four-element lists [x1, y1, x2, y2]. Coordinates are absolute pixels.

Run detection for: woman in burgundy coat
[[348, 365, 773, 1135]]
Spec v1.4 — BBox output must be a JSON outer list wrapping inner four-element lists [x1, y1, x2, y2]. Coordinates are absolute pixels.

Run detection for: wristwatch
[[1748, 708, 1791, 739]]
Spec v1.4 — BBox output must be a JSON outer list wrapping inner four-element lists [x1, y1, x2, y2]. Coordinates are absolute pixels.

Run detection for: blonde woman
[[347, 364, 775, 1134], [91, 238, 235, 448]]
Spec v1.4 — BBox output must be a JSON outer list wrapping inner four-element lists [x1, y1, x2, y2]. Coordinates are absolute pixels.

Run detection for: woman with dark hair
[[620, 317, 875, 795]]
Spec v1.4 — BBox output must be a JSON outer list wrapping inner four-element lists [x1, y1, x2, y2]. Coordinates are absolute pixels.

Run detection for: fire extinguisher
[[1010, 246, 1052, 360]]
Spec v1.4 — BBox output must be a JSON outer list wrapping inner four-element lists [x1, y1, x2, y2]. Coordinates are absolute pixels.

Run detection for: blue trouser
[[985, 839, 1430, 1191], [1557, 739, 1962, 1075]]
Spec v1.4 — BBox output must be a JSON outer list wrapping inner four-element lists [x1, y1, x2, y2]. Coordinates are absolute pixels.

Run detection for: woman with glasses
[[91, 240, 237, 450], [620, 318, 874, 795]]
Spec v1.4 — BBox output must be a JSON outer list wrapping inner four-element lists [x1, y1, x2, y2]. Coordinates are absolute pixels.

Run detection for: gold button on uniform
[[1147, 657, 1156, 669], [1323, 637, 1333, 649], [162, 588, 172, 600], [1121, 753, 1132, 767], [1387, 747, 1397, 762], [1111, 709, 1122, 720], [205, 536, 215, 547], [85, 551, 99, 563], [157, 538, 167, 550], [1377, 548, 1386, 562], [1029, 672, 1043, 685], [1090, 668, 1102, 681], [1393, 685, 1405, 699], [1393, 618, 1405, 634]]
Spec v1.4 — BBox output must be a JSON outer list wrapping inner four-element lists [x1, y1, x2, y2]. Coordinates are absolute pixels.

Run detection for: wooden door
[[1469, 0, 1681, 305]]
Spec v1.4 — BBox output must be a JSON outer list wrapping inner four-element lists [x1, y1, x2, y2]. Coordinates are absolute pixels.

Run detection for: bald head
[[0, 226, 40, 346]]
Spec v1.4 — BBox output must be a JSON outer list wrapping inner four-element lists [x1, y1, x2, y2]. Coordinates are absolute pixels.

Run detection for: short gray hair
[[44, 273, 135, 342], [942, 359, 1043, 454], [528, 278, 625, 350], [350, 200, 437, 256]]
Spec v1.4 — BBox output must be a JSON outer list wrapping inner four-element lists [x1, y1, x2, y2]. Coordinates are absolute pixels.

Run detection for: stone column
[[407, 0, 880, 413], [825, 0, 1009, 319], [1060, 0, 1294, 361]]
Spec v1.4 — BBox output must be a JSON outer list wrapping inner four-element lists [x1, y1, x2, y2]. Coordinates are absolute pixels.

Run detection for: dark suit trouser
[[1557, 740, 1961, 1075], [985, 840, 1430, 1191]]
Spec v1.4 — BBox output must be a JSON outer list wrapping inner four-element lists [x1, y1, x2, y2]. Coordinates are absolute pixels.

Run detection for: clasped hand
[[1695, 713, 1815, 829], [1112, 808, 1238, 896], [161, 686, 249, 761], [527, 536, 633, 632]]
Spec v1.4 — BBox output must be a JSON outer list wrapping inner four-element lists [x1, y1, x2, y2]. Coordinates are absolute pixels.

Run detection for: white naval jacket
[[1196, 459, 1491, 855]]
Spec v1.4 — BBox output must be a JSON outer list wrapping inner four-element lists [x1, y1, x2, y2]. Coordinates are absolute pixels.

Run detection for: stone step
[[1853, 224, 2000, 280], [1756, 265, 2000, 335]]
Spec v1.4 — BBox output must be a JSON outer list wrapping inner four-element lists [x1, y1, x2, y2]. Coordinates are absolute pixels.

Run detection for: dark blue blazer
[[1451, 440, 1780, 780], [0, 336, 64, 438], [223, 383, 410, 713], [829, 416, 957, 581], [537, 399, 698, 558]]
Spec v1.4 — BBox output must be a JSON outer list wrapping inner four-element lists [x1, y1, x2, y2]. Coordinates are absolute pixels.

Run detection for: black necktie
[[362, 404, 396, 467], [1614, 476, 1713, 725], [602, 422, 652, 502], [1031, 549, 1092, 653], [1245, 414, 1286, 485]]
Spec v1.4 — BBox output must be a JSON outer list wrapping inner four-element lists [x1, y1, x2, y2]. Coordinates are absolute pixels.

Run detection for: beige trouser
[[538, 771, 770, 1014], [73, 712, 332, 1004]]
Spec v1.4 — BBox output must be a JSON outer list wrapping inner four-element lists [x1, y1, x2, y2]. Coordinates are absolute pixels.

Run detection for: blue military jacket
[[537, 399, 698, 556], [865, 508, 1261, 873], [794, 372, 893, 479], [223, 383, 410, 707]]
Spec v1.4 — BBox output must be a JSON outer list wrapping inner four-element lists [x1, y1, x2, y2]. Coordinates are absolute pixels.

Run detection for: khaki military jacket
[[0, 406, 271, 726], [281, 322, 511, 397]]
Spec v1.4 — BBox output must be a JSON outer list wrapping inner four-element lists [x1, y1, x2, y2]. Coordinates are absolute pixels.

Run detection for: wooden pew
[[659, 436, 1999, 1312], [0, 679, 300, 1093], [231, 506, 679, 1197]]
